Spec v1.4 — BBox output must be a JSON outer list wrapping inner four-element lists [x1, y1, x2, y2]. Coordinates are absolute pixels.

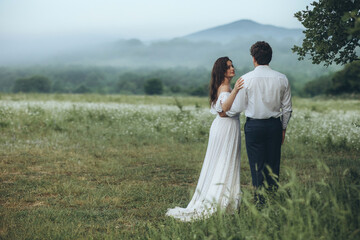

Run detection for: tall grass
[[147, 166, 360, 240], [0, 94, 359, 239]]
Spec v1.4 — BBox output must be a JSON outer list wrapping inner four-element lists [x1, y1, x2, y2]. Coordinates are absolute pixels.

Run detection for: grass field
[[0, 93, 359, 239]]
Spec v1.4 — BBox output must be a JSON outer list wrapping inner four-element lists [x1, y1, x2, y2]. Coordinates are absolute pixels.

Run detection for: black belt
[[246, 117, 279, 121]]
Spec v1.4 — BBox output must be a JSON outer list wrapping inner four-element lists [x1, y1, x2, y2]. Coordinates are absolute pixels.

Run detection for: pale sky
[[0, 0, 315, 41]]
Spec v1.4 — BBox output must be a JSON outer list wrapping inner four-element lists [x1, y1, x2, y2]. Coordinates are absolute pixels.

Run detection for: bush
[[13, 75, 51, 93], [189, 84, 208, 96], [144, 78, 163, 95], [328, 61, 360, 95], [303, 74, 333, 97], [302, 61, 360, 97], [170, 85, 181, 93], [73, 84, 91, 94]]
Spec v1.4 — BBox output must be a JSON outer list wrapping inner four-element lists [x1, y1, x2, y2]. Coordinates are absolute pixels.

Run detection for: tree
[[189, 84, 208, 96], [292, 0, 360, 66], [302, 61, 360, 96], [117, 73, 145, 94], [73, 84, 91, 94], [327, 61, 360, 94], [144, 78, 163, 95], [303, 74, 333, 96], [13, 75, 51, 93], [170, 85, 181, 93]]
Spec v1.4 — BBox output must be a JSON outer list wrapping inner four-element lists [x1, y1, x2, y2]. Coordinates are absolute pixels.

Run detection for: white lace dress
[[166, 92, 242, 221]]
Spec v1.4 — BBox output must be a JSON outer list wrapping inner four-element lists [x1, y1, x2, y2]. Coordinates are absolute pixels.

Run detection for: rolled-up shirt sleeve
[[281, 79, 292, 129], [226, 88, 247, 117]]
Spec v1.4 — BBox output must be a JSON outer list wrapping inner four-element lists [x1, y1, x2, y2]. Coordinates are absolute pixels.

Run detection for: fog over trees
[[0, 19, 347, 96]]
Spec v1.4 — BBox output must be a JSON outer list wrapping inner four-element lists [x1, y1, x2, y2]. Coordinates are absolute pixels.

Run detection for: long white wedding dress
[[166, 92, 241, 221]]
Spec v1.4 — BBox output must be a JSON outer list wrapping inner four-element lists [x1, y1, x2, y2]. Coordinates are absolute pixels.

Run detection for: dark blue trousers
[[244, 117, 282, 190]]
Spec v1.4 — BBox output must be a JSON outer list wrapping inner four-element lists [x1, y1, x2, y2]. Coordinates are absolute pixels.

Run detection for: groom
[[221, 41, 292, 202]]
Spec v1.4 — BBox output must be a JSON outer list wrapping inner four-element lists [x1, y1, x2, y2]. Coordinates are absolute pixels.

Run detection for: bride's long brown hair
[[209, 56, 231, 106]]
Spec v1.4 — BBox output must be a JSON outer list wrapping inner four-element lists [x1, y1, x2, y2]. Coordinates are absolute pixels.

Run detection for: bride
[[166, 57, 244, 221]]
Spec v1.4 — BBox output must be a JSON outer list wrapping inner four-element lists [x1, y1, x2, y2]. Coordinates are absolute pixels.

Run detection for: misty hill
[[51, 17, 330, 80], [184, 19, 304, 43], [43, 19, 309, 70], [0, 19, 338, 92], [0, 19, 306, 69]]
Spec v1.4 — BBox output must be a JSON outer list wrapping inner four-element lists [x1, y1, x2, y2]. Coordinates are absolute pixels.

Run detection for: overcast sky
[[0, 0, 315, 41]]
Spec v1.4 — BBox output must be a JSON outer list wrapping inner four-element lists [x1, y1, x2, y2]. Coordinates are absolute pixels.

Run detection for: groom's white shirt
[[226, 65, 292, 129]]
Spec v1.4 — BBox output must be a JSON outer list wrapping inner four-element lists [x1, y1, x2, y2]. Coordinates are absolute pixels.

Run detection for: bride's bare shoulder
[[217, 85, 230, 95]]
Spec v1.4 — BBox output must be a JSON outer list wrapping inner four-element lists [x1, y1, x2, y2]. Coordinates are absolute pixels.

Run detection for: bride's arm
[[221, 78, 244, 112]]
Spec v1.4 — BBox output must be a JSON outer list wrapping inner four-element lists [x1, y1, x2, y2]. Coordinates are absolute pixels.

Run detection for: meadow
[[0, 93, 359, 239]]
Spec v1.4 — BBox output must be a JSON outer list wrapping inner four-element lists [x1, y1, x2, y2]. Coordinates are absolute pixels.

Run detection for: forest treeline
[[303, 61, 360, 97], [0, 65, 213, 96], [0, 62, 358, 97]]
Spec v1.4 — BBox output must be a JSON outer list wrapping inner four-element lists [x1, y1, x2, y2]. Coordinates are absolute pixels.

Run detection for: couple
[[166, 41, 293, 221]]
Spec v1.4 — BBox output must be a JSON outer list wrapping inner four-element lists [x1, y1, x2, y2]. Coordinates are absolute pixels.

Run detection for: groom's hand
[[219, 111, 228, 117], [282, 129, 286, 145]]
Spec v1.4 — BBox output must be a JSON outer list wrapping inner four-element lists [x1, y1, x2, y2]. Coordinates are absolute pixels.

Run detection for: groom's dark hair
[[250, 41, 272, 65]]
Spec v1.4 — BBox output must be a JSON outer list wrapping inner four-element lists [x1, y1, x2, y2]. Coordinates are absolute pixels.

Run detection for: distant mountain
[[184, 19, 304, 43], [0, 17, 341, 98], [0, 18, 336, 84]]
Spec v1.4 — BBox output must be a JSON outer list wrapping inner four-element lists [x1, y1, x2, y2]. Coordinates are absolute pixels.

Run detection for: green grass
[[0, 94, 359, 239]]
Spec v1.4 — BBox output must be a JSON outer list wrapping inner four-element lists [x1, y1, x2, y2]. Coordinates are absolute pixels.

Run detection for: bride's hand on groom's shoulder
[[234, 77, 244, 92]]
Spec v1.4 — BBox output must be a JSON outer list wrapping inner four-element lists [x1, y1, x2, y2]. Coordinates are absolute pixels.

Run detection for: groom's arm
[[281, 77, 292, 144]]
